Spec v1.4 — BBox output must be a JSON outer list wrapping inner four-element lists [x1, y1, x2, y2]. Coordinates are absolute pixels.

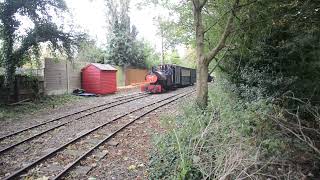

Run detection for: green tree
[[142, 40, 161, 68], [105, 0, 146, 68], [182, 47, 197, 68], [154, 16, 186, 64], [0, 0, 79, 96], [192, 0, 240, 107], [143, 0, 242, 107], [222, 0, 320, 103], [76, 38, 105, 63]]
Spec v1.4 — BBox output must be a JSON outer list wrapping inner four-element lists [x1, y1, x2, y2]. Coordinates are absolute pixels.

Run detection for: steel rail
[[114, 92, 145, 99], [3, 90, 194, 180], [0, 94, 149, 154], [53, 90, 194, 180], [0, 93, 148, 142]]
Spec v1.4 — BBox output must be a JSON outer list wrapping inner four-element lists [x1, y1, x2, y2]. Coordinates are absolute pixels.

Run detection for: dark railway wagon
[[141, 64, 196, 93]]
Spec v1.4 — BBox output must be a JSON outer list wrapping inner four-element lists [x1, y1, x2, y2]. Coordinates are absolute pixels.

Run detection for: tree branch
[[192, 0, 207, 11], [199, 0, 208, 9], [203, 10, 229, 34], [192, 0, 198, 10], [204, 0, 239, 65], [203, 0, 257, 34], [13, 22, 75, 64], [209, 48, 229, 74]]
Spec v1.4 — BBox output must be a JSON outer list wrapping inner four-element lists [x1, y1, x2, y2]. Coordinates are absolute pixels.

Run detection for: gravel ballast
[[0, 87, 195, 179]]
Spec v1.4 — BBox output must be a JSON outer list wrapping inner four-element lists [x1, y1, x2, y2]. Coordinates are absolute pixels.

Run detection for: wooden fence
[[0, 59, 149, 103], [116, 66, 148, 86], [44, 58, 87, 95]]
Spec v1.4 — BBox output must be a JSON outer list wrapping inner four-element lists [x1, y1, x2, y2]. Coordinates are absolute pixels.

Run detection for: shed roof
[[87, 63, 117, 71]]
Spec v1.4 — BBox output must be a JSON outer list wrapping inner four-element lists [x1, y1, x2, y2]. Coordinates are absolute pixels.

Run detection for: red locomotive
[[141, 64, 196, 93]]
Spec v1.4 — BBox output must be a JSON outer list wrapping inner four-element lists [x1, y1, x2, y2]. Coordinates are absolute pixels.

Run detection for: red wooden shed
[[81, 63, 117, 94]]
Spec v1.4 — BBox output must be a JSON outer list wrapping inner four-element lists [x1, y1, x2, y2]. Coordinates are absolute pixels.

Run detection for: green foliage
[[148, 0, 236, 52], [221, 0, 320, 103], [152, 1, 195, 47], [0, 0, 82, 90], [164, 49, 181, 65], [105, 0, 147, 68], [76, 38, 105, 63], [181, 47, 197, 68], [149, 79, 320, 179], [0, 74, 43, 102], [149, 0, 320, 179], [143, 41, 161, 68], [148, 103, 205, 179]]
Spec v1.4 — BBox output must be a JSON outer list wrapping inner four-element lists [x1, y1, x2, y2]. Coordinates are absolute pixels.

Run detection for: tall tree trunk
[[4, 58, 15, 89], [196, 60, 209, 107], [192, 0, 238, 108], [3, 52, 15, 103], [193, 0, 207, 107], [2, 24, 15, 103]]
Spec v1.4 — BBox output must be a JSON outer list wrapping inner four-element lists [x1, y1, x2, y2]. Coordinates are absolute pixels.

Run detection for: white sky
[[65, 0, 165, 51]]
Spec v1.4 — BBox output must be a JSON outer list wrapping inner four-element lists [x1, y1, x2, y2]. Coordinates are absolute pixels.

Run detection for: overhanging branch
[[204, 0, 239, 65], [13, 23, 74, 64], [209, 49, 228, 74]]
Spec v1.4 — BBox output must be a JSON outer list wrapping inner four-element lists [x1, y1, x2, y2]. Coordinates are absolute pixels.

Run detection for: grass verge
[[0, 94, 83, 120]]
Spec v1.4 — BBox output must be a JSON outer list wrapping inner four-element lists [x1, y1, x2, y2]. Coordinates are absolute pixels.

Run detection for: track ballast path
[[0, 93, 148, 154], [0, 88, 194, 179]]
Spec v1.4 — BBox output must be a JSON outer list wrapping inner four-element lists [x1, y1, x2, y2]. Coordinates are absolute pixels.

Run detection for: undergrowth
[[0, 94, 82, 120], [148, 80, 320, 179]]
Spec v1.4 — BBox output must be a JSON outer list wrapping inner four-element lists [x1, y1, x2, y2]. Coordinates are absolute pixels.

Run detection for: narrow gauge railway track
[[3, 89, 194, 180], [0, 91, 145, 141], [113, 92, 145, 99], [0, 93, 149, 154]]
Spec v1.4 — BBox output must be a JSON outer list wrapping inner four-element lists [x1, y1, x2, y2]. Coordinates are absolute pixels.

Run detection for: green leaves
[[105, 0, 147, 68], [76, 39, 105, 63], [221, 0, 320, 103], [0, 0, 80, 90]]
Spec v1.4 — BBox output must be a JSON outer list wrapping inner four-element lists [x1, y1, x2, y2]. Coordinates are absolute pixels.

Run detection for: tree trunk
[[3, 31, 15, 103], [193, 0, 208, 108], [196, 60, 209, 107], [192, 0, 238, 108], [4, 59, 15, 103]]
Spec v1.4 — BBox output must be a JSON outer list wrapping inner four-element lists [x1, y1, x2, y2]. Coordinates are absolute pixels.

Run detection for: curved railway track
[[1, 89, 194, 180], [0, 93, 149, 154]]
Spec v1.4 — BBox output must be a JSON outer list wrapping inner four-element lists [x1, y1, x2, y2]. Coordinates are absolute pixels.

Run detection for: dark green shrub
[[221, 0, 320, 104]]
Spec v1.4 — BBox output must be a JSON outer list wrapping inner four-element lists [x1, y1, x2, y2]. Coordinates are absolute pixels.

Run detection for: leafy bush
[[0, 75, 42, 102], [148, 103, 207, 179], [148, 79, 320, 179], [221, 0, 320, 103], [148, 1, 320, 179]]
